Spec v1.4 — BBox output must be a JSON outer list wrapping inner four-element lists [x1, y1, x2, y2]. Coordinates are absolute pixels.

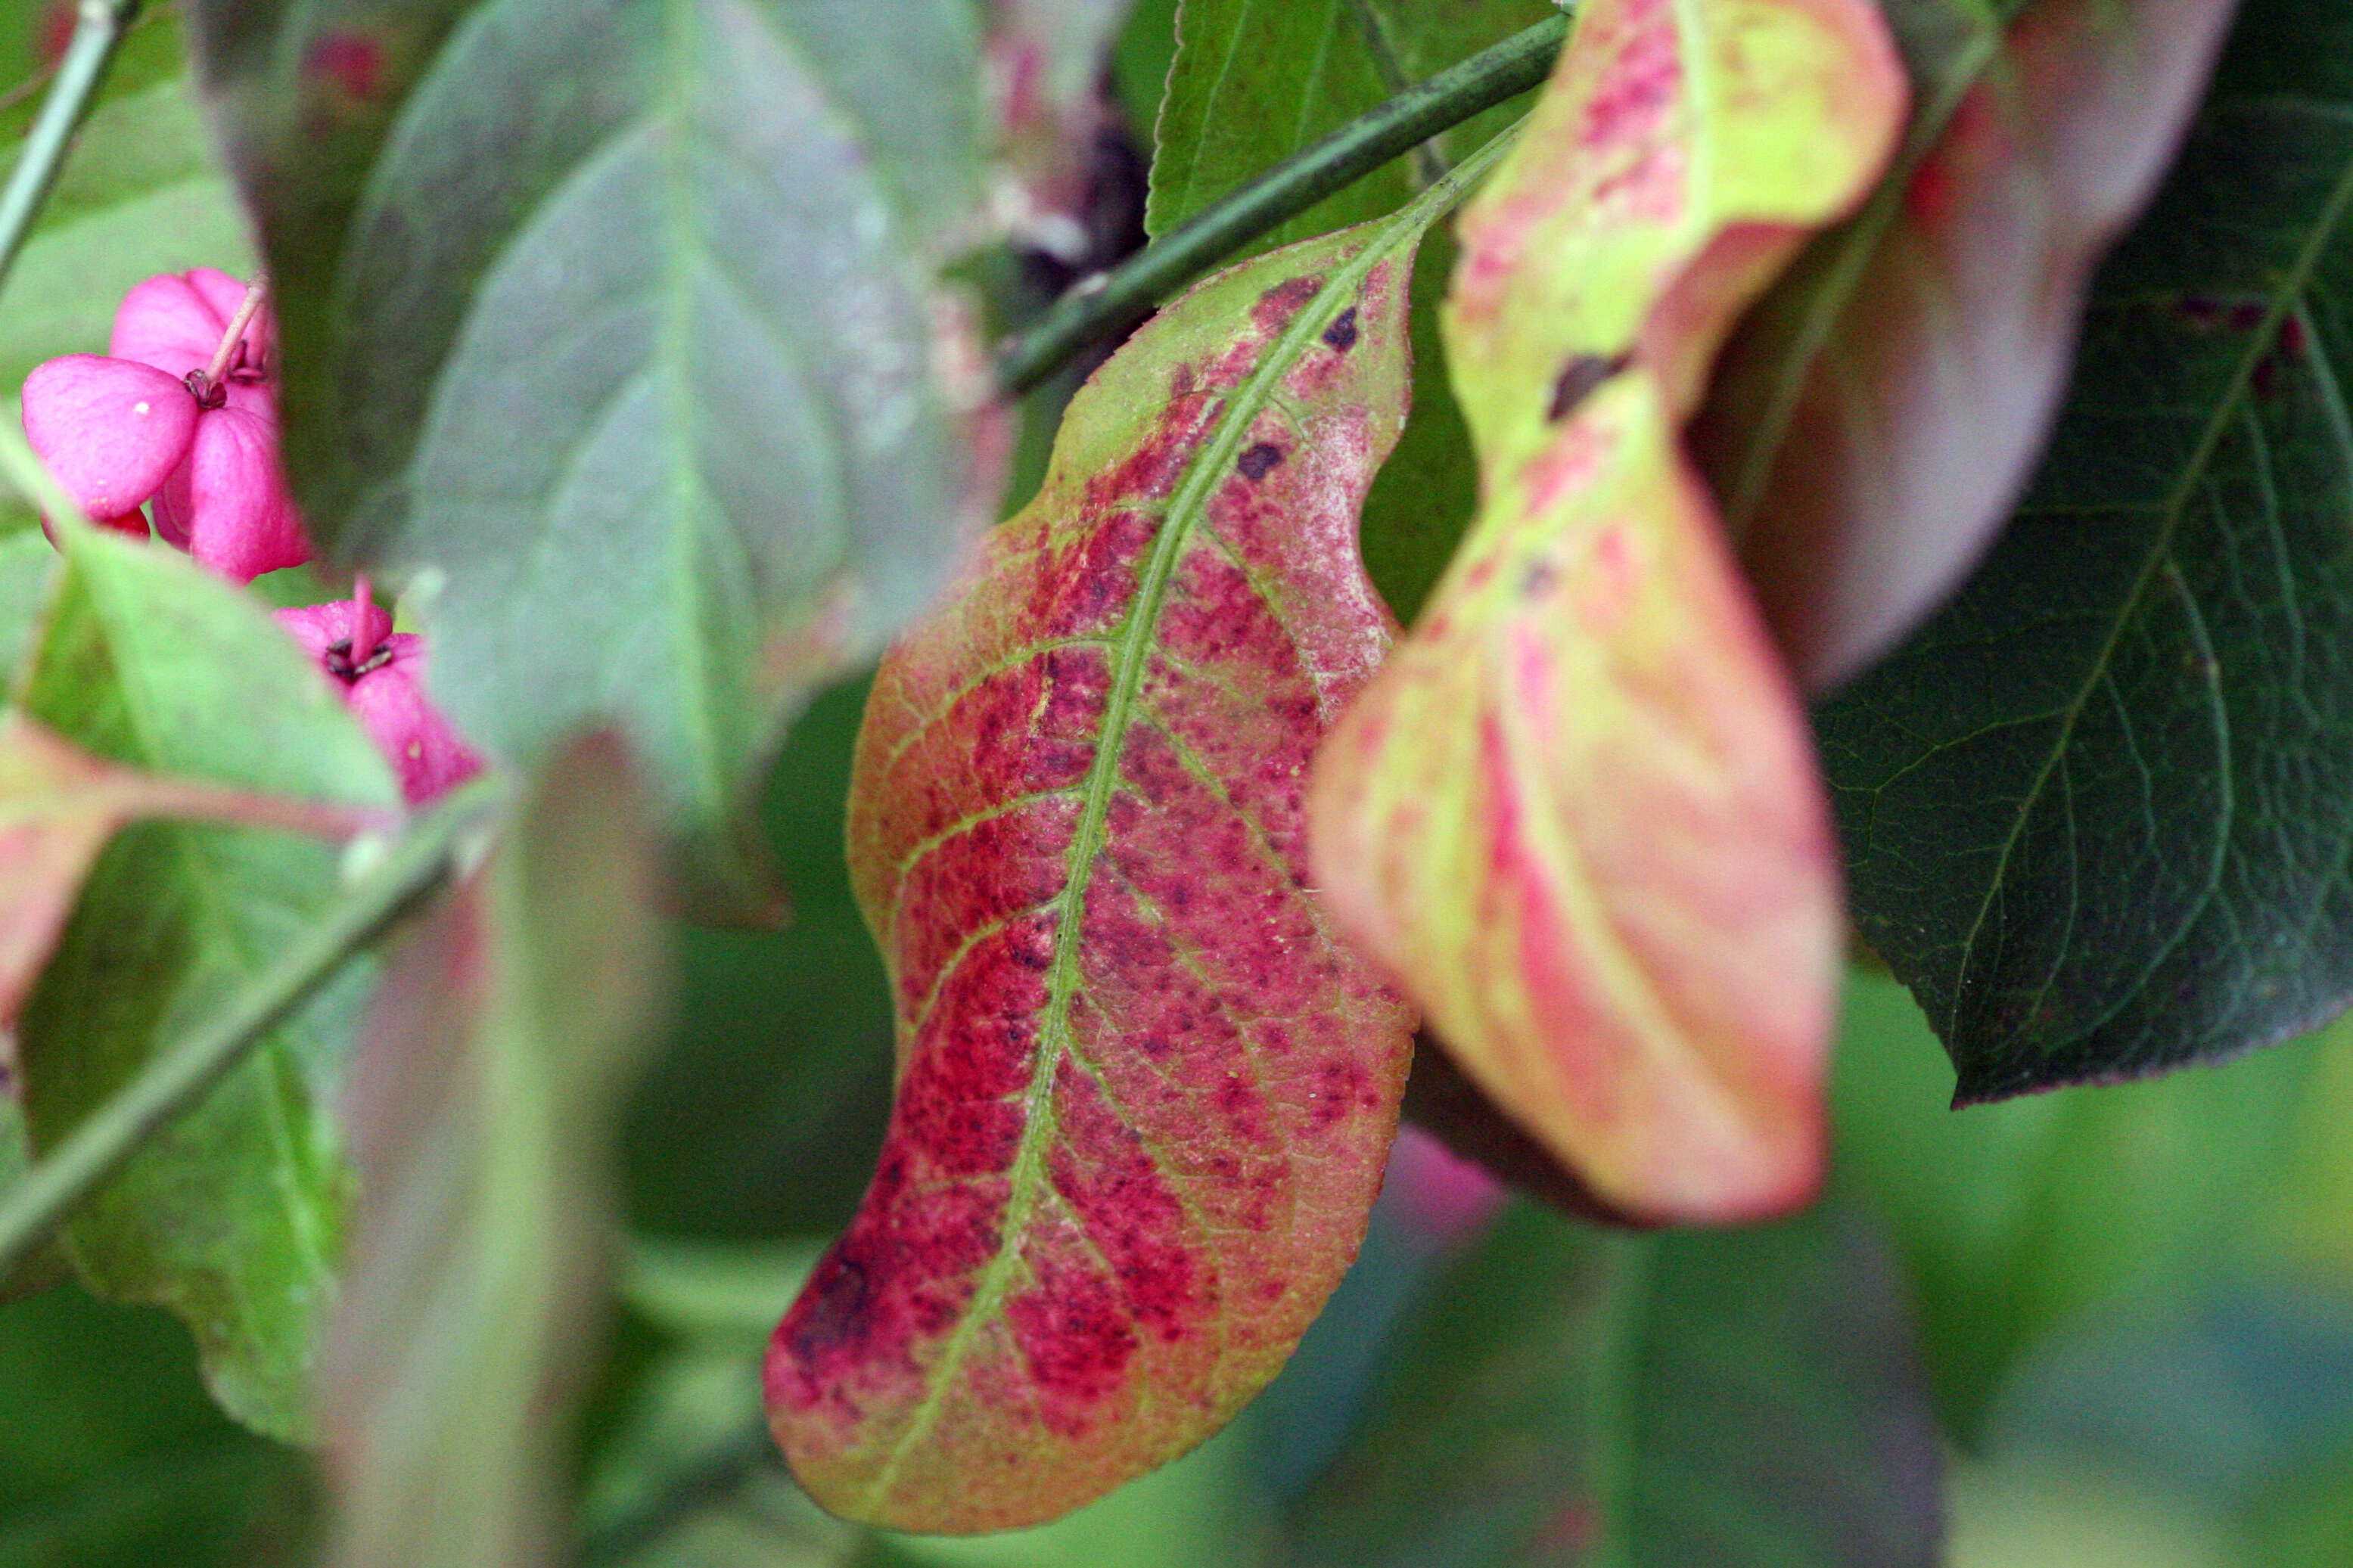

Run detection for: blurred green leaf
[[0, 1281, 315, 1566], [0, 532, 52, 680], [322, 734, 664, 1568], [1112, 0, 1180, 125], [621, 1236, 819, 1345], [2246, 1443, 2353, 1567], [1983, 1288, 2353, 1514], [1815, 0, 2353, 1100], [12, 527, 396, 1440], [188, 0, 1008, 899], [1286, 1200, 1941, 1566], [1943, 1452, 2246, 1568], [622, 676, 893, 1242], [1832, 970, 2349, 1436]]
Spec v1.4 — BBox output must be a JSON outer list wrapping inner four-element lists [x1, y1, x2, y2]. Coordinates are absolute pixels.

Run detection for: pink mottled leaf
[[1696, 0, 2241, 689], [763, 147, 1511, 1533], [1310, 0, 1904, 1222]]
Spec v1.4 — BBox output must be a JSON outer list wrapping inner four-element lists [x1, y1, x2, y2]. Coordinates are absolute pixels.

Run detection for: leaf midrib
[[856, 138, 1512, 1511]]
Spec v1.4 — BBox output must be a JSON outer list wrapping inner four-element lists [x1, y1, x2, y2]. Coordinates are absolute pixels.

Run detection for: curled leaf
[[1310, 0, 1904, 1221], [763, 153, 1504, 1531], [1699, 0, 2242, 689]]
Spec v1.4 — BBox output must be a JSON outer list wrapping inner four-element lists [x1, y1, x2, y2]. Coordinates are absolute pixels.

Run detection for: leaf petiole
[[993, 10, 1569, 396], [0, 777, 506, 1283], [187, 279, 269, 406]]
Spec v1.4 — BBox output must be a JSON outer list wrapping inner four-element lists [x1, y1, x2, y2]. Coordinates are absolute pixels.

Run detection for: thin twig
[[993, 11, 1566, 397], [0, 0, 143, 291], [0, 779, 505, 1282], [0, 0, 171, 115]]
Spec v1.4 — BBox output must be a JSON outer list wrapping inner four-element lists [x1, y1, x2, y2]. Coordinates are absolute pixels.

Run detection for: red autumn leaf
[[1309, 0, 1905, 1222], [1697, 0, 2241, 689], [760, 150, 1510, 1529]]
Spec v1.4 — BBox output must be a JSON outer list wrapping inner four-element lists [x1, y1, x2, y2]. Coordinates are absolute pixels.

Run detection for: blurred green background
[[6, 0, 2353, 1562]]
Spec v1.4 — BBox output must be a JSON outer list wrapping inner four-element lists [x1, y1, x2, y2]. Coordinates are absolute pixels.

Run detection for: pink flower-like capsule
[[17, 267, 312, 579], [19, 354, 197, 536], [276, 601, 486, 806], [114, 269, 309, 582]]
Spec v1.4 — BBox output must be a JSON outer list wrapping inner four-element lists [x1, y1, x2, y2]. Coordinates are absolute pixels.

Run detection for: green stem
[[0, 0, 141, 291], [0, 781, 504, 1283], [994, 11, 1567, 396]]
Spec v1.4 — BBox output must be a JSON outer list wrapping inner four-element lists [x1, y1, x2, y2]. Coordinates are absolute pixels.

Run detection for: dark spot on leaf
[[1238, 443, 1284, 482], [2177, 293, 2230, 330], [1323, 307, 1359, 352], [1521, 559, 1557, 598], [785, 1255, 870, 1365], [308, 33, 385, 100], [1547, 352, 1630, 421]]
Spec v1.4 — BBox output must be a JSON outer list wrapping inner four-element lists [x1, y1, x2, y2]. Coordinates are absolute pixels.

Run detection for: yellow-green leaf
[[1309, 0, 1904, 1221]]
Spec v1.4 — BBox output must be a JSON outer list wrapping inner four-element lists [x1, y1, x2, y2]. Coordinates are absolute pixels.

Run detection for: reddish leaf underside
[[324, 734, 663, 1568], [1699, 0, 2240, 689], [766, 204, 1443, 1531], [1310, 0, 1905, 1222], [0, 712, 381, 1032]]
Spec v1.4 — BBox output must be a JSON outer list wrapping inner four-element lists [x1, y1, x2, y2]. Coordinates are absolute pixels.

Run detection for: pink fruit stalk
[[276, 601, 485, 806], [117, 270, 309, 581]]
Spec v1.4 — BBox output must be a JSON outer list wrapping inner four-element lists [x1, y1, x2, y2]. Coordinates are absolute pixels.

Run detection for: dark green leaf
[[1819, 0, 2353, 1098], [323, 733, 664, 1568], [13, 527, 396, 1439], [187, 0, 1011, 893], [1146, 0, 1550, 247], [0, 1281, 315, 1566], [1287, 1200, 1942, 1566], [0, 1094, 65, 1301], [621, 677, 891, 1242]]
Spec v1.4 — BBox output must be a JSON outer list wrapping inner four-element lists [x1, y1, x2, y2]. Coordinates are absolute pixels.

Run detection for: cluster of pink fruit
[[20, 269, 480, 805]]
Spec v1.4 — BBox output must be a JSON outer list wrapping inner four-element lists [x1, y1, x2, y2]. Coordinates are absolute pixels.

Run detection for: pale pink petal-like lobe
[[347, 638, 485, 806], [155, 406, 312, 582], [274, 600, 398, 665], [20, 355, 197, 520]]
